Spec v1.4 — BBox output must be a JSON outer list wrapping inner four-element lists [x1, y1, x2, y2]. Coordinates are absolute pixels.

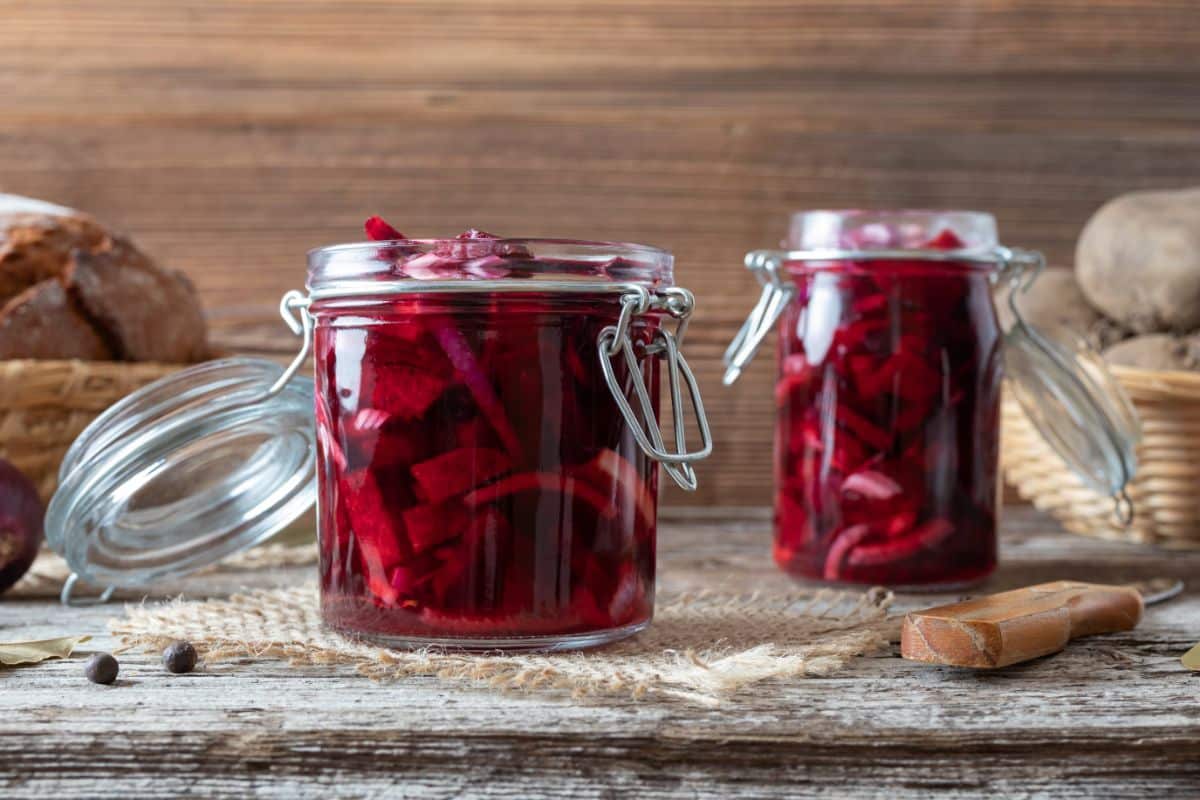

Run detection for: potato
[[1088, 317, 1134, 352], [1103, 334, 1200, 372], [1076, 186, 1200, 333], [995, 268, 1127, 349]]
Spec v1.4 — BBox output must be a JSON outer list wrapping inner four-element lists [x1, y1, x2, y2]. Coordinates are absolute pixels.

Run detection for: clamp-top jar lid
[[46, 233, 712, 604], [45, 355, 318, 604], [724, 209, 1140, 518]]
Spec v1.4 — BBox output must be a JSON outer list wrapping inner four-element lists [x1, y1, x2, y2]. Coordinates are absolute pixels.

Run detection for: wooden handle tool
[[901, 581, 1145, 668]]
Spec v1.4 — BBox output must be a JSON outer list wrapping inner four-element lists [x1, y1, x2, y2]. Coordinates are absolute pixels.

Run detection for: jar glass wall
[[307, 237, 686, 650], [772, 211, 1004, 588]]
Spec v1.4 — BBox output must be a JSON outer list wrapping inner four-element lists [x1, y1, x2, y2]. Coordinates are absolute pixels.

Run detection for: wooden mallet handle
[[901, 581, 1144, 668]]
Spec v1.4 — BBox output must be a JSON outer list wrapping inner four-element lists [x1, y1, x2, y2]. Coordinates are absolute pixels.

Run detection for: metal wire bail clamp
[[723, 251, 795, 385], [59, 573, 116, 607], [597, 286, 713, 491]]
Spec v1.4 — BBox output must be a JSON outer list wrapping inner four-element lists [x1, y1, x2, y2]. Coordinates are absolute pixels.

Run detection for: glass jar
[[307, 237, 710, 649], [44, 234, 710, 652], [724, 210, 1139, 589]]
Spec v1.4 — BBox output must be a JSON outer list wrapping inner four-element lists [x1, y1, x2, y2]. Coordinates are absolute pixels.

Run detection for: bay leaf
[[1183, 642, 1200, 671], [0, 635, 91, 666]]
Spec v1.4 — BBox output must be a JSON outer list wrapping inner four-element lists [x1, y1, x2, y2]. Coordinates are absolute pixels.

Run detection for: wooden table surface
[[1, 505, 1197, 798]]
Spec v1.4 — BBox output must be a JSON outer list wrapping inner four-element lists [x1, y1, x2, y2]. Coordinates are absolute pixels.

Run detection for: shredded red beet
[[364, 215, 405, 241], [314, 222, 661, 641], [410, 447, 512, 505], [773, 228, 1001, 587], [463, 472, 618, 520]]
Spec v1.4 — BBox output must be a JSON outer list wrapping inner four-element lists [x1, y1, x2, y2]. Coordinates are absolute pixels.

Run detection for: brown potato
[[1103, 334, 1199, 372], [1076, 187, 1200, 333], [995, 268, 1127, 350], [997, 268, 1098, 332]]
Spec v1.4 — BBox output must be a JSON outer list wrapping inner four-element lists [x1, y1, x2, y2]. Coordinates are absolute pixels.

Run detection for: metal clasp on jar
[[597, 286, 713, 491], [723, 251, 795, 385], [276, 280, 712, 493]]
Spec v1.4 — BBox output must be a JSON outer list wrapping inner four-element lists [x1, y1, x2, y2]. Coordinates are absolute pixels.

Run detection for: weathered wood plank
[[2, 1, 1199, 82], [1, 507, 1198, 798]]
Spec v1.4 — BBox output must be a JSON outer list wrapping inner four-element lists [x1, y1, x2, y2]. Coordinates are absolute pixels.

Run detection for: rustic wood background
[[1, 1, 1197, 505]]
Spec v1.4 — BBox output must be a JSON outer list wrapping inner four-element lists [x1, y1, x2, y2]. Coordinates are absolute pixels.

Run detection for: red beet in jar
[[307, 228, 710, 649], [726, 211, 1048, 589]]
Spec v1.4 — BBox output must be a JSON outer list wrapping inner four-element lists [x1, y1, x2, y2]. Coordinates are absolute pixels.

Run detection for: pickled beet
[[0, 459, 43, 595], [774, 228, 1002, 588], [314, 220, 661, 643], [364, 216, 405, 241]]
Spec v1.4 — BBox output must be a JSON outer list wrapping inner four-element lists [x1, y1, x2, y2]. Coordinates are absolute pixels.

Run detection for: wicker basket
[[1002, 365, 1200, 549], [0, 359, 187, 501]]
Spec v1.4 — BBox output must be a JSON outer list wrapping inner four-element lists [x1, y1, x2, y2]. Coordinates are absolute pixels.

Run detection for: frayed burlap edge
[[111, 585, 898, 706]]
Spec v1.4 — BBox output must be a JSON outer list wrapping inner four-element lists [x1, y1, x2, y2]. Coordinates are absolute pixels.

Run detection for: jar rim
[[308, 237, 674, 290], [309, 237, 671, 261], [787, 209, 998, 253], [789, 208, 995, 219]]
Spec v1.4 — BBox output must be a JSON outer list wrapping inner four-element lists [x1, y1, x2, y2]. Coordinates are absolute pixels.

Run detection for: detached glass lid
[[45, 301, 318, 604], [999, 264, 1140, 511], [725, 209, 1141, 516]]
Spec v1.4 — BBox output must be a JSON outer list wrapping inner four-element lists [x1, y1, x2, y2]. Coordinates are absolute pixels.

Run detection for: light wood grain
[[1, 1, 1198, 504], [901, 581, 1145, 667], [1, 507, 1198, 799]]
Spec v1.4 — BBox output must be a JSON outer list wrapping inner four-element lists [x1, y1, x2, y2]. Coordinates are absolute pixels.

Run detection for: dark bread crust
[[67, 240, 209, 363], [0, 213, 110, 308], [0, 278, 115, 360], [0, 213, 208, 363]]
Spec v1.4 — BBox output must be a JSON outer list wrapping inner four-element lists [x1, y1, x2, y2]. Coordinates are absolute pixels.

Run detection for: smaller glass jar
[[725, 210, 1139, 589]]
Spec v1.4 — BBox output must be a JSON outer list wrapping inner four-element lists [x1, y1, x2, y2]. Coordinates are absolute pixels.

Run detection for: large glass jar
[[307, 233, 711, 649], [724, 210, 1138, 590]]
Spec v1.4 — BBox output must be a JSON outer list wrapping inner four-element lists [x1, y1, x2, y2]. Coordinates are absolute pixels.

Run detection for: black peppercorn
[[85, 653, 119, 685], [162, 640, 197, 674]]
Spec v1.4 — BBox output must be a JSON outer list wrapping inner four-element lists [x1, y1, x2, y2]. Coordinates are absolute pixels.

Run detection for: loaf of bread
[[0, 197, 208, 363]]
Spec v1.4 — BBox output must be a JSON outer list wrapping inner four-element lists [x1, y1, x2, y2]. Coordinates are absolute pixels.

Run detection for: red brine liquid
[[314, 224, 662, 646], [773, 229, 1002, 588]]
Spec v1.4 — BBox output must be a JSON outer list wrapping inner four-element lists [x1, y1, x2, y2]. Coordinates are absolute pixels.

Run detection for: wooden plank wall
[[1, 1, 1197, 505]]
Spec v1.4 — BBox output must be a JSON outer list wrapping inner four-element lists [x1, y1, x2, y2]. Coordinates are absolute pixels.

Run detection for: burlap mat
[[110, 584, 896, 706]]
